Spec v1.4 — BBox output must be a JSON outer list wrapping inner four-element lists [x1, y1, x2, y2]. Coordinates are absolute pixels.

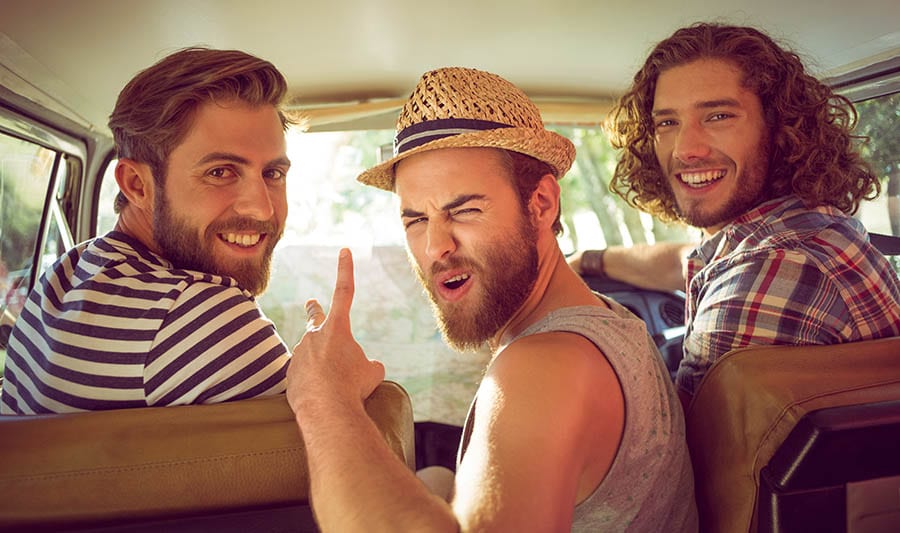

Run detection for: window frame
[[0, 111, 82, 288]]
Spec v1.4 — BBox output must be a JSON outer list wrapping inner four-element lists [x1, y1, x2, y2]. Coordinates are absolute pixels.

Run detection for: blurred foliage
[[551, 126, 693, 251], [856, 92, 899, 180]]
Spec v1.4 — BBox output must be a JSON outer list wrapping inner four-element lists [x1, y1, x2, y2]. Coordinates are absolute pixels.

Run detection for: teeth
[[679, 170, 725, 186], [222, 233, 261, 246], [444, 274, 470, 285]]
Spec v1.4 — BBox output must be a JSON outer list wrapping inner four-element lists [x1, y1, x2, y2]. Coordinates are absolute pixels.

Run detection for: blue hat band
[[394, 118, 513, 156]]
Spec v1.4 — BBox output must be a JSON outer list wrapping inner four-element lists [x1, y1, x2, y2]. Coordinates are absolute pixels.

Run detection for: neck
[[114, 205, 162, 256], [490, 235, 599, 352]]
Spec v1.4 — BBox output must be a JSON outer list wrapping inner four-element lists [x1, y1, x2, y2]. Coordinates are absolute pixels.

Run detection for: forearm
[[298, 400, 458, 533], [576, 242, 695, 292]]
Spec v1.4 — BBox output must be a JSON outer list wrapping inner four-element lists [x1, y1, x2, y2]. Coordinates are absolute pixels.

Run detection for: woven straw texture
[[397, 68, 544, 130], [357, 67, 575, 191]]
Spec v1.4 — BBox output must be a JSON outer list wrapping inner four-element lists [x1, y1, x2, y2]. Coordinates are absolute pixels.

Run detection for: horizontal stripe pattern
[[1, 231, 289, 414], [393, 118, 512, 155]]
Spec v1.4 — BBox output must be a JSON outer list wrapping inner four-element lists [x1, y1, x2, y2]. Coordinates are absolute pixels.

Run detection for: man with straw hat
[[286, 67, 697, 532]]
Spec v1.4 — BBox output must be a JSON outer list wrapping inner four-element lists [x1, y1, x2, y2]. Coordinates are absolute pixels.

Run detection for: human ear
[[529, 174, 561, 228], [114, 158, 155, 210]]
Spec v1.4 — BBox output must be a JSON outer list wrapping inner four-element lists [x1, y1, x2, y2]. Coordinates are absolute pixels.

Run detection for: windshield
[[91, 92, 899, 424]]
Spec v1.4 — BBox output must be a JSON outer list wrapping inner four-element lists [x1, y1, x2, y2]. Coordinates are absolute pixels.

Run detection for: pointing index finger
[[328, 248, 355, 323]]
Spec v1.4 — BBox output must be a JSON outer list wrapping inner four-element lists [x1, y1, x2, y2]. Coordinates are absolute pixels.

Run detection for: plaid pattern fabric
[[677, 195, 900, 395]]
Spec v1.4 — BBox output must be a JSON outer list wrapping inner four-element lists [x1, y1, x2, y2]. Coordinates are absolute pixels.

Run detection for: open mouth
[[433, 270, 473, 302], [220, 233, 263, 248], [678, 170, 726, 188], [443, 273, 470, 290]]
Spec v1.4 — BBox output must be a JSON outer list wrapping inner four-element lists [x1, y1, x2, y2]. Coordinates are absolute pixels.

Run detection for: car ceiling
[[1, 0, 898, 133]]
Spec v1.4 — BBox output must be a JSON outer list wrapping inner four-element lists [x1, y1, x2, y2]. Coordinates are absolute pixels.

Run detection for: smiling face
[[395, 147, 538, 351], [652, 58, 772, 234], [153, 99, 290, 295]]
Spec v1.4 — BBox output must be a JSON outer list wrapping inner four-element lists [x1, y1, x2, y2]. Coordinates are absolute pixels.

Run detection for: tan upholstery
[[686, 337, 900, 533], [0, 381, 415, 530]]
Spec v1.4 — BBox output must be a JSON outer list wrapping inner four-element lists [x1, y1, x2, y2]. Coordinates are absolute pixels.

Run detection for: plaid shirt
[[677, 195, 900, 395]]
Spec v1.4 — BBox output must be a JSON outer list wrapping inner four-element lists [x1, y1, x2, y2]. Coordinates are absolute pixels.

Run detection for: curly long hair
[[607, 22, 879, 222]]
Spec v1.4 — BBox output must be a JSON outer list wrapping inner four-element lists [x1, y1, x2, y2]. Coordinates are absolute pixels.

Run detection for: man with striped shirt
[[1, 48, 293, 414], [571, 23, 900, 411]]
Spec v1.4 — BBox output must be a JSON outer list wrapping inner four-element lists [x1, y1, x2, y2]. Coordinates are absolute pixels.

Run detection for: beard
[[412, 214, 539, 352], [671, 139, 772, 230], [153, 190, 281, 296]]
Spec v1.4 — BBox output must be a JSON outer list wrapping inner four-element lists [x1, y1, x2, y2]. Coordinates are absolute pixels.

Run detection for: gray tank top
[[458, 298, 698, 532]]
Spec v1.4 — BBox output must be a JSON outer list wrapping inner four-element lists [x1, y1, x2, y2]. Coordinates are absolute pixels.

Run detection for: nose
[[424, 218, 457, 262], [233, 175, 275, 220], [672, 122, 711, 163]]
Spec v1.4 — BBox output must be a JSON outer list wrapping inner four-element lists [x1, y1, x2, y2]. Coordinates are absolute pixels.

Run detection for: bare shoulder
[[490, 331, 616, 384], [483, 331, 623, 417], [464, 330, 625, 509]]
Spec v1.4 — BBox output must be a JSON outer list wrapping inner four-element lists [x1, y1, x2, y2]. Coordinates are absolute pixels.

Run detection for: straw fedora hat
[[357, 67, 575, 191]]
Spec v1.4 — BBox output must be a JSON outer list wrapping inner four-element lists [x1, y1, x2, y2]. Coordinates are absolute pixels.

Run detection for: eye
[[708, 112, 733, 121], [403, 216, 427, 230], [451, 208, 481, 218], [654, 118, 677, 130], [207, 166, 237, 179], [263, 168, 287, 181]]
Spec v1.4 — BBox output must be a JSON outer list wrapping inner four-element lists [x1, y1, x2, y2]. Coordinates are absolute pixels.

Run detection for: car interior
[[0, 1, 898, 531]]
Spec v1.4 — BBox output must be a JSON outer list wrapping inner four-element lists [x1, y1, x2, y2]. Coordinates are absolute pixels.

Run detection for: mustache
[[670, 157, 731, 173], [430, 256, 475, 277], [207, 218, 278, 235]]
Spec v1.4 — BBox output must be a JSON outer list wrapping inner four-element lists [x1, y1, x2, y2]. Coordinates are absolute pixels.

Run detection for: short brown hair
[[607, 22, 879, 222], [499, 150, 564, 235], [108, 47, 291, 212]]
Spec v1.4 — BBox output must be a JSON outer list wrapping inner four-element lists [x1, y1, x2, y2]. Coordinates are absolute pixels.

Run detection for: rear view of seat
[[0, 381, 415, 531], [685, 337, 900, 533], [757, 399, 900, 532]]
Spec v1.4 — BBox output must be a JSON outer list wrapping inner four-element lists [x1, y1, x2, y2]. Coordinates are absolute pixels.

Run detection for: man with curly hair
[[571, 23, 900, 410]]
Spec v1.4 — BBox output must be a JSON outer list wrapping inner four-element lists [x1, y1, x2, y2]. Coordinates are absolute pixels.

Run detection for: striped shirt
[[677, 195, 900, 396], [1, 231, 290, 414]]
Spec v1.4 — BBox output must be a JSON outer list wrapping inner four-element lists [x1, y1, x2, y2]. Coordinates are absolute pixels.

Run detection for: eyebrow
[[195, 152, 291, 168], [652, 98, 742, 117], [400, 193, 487, 218]]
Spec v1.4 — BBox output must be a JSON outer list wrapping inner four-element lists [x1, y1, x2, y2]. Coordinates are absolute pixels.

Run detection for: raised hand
[[286, 248, 385, 418]]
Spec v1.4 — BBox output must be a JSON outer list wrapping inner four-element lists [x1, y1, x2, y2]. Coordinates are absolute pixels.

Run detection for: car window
[[550, 126, 699, 253], [0, 129, 76, 367], [854, 92, 899, 236]]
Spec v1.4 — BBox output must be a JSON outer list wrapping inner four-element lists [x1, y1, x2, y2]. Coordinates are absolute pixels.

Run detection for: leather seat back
[[0, 381, 415, 530], [685, 338, 900, 532]]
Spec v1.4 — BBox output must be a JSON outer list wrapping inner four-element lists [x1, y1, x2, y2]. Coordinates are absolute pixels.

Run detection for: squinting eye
[[403, 217, 426, 229]]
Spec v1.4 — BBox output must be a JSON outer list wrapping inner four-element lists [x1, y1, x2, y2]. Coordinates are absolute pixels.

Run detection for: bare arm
[[451, 332, 624, 531], [287, 249, 456, 532], [287, 250, 624, 531], [570, 242, 696, 292]]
